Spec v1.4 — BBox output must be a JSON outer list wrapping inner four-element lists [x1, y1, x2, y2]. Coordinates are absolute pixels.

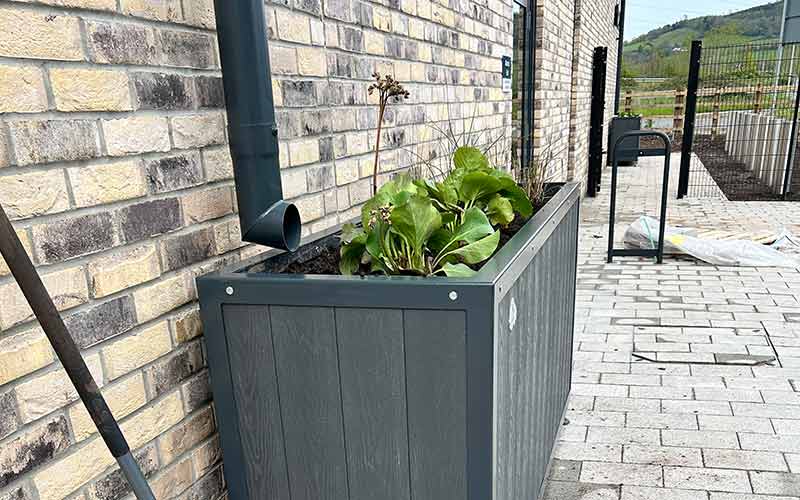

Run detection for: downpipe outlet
[[213, 0, 301, 252]]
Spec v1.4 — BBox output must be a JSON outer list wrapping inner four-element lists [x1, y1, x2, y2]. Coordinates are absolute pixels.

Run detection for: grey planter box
[[197, 182, 580, 500], [608, 116, 642, 165]]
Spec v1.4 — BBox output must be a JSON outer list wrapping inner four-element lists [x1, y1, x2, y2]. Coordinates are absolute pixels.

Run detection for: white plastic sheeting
[[623, 216, 800, 268]]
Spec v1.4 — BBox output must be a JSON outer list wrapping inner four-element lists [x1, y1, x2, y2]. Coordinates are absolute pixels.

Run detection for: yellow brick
[[88, 244, 160, 298], [102, 115, 170, 156], [158, 405, 215, 464], [202, 147, 234, 182], [0, 7, 82, 61], [34, 436, 115, 500], [0, 328, 54, 386], [173, 307, 203, 344], [0, 266, 88, 330], [296, 47, 326, 76], [394, 60, 411, 81], [275, 9, 311, 44], [181, 186, 233, 224], [0, 170, 69, 220], [289, 138, 320, 166], [68, 372, 147, 441], [295, 193, 324, 222], [364, 31, 385, 55], [121, 390, 184, 449], [150, 456, 193, 498], [272, 77, 283, 106], [409, 18, 425, 39], [182, 0, 215, 28], [270, 45, 298, 75], [133, 274, 193, 322], [16, 353, 103, 423], [0, 64, 47, 113], [101, 321, 172, 380], [373, 7, 392, 31], [212, 217, 244, 255], [192, 436, 222, 477], [120, 0, 181, 21], [401, 0, 416, 15], [50, 68, 132, 112], [336, 158, 360, 185], [170, 113, 225, 149], [68, 160, 146, 208], [24, 0, 116, 10], [0, 227, 30, 277]]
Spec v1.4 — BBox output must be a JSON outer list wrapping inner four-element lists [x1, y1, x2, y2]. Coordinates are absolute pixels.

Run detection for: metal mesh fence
[[686, 40, 800, 200]]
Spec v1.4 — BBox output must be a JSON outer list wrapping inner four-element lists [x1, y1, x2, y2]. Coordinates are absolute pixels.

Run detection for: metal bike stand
[[607, 130, 672, 264]]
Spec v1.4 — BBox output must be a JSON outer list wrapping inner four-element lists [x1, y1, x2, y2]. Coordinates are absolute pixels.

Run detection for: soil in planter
[[271, 187, 557, 276]]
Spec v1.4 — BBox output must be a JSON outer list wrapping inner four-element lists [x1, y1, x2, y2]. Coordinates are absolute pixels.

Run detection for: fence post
[[624, 90, 632, 114], [782, 75, 800, 198], [673, 89, 686, 132], [711, 89, 721, 136], [678, 40, 702, 199], [754, 83, 763, 113]]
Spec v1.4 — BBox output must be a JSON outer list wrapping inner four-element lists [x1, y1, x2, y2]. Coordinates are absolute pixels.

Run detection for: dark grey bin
[[607, 116, 642, 165], [197, 182, 580, 500]]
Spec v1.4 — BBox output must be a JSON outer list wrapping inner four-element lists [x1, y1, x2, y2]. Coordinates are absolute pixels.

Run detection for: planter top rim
[[200, 182, 580, 286]]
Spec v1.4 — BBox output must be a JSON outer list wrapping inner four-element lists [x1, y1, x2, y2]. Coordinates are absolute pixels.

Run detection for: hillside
[[623, 1, 782, 79]]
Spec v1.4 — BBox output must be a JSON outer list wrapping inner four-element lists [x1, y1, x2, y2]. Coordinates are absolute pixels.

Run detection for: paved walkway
[[542, 157, 800, 499]]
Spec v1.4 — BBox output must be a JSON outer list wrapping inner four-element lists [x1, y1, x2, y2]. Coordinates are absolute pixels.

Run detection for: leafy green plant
[[340, 146, 533, 278]]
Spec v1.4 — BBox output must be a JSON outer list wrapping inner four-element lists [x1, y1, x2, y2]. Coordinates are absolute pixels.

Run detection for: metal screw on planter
[[0, 203, 155, 500], [226, 286, 235, 296]]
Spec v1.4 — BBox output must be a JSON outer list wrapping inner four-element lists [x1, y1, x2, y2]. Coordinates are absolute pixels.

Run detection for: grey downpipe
[[212, 0, 301, 251]]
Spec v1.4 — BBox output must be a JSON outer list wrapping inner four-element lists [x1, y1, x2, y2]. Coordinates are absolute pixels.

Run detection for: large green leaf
[[340, 223, 364, 244], [452, 207, 494, 243], [501, 183, 534, 218], [428, 228, 454, 255], [449, 230, 500, 264], [441, 262, 477, 277], [389, 195, 442, 252], [487, 195, 514, 227], [458, 171, 503, 204], [453, 146, 489, 171], [339, 228, 367, 275]]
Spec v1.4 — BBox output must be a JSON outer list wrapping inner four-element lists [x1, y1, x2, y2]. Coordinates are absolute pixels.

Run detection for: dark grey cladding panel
[[493, 202, 579, 500]]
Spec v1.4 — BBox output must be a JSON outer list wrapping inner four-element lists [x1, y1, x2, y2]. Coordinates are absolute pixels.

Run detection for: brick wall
[[534, 0, 619, 187], [0, 0, 517, 498]]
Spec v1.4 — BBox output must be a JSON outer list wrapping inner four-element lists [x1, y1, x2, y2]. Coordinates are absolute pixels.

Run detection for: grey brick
[[132, 72, 195, 110], [144, 341, 204, 398], [704, 449, 787, 472], [184, 466, 224, 500], [307, 164, 334, 192], [282, 80, 318, 106], [548, 460, 581, 482], [621, 486, 706, 500], [87, 21, 159, 65], [161, 227, 216, 271], [698, 415, 773, 433], [0, 390, 19, 440], [623, 445, 703, 467], [145, 152, 203, 193], [0, 415, 70, 488], [740, 433, 800, 453], [33, 212, 114, 263], [323, 0, 352, 22], [553, 442, 622, 462], [64, 296, 137, 349], [182, 371, 212, 412], [663, 466, 750, 493], [317, 138, 334, 164], [85, 445, 159, 500], [542, 481, 619, 500], [158, 29, 216, 69], [116, 198, 182, 243], [296, 0, 322, 15], [661, 429, 739, 449], [9, 119, 99, 165], [751, 471, 800, 495], [195, 76, 225, 109], [587, 427, 660, 446], [339, 26, 363, 52], [580, 462, 662, 487]]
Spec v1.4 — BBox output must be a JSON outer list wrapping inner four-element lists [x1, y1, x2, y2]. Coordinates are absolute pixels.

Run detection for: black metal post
[[678, 40, 702, 199], [589, 46, 609, 197], [614, 0, 627, 115], [783, 71, 800, 198], [0, 204, 155, 500]]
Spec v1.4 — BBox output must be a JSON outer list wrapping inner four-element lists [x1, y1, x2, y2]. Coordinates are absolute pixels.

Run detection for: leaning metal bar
[[783, 68, 800, 198], [607, 131, 672, 265], [0, 203, 155, 500], [678, 40, 702, 199]]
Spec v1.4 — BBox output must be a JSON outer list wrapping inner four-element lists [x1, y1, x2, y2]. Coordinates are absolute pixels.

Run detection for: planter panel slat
[[335, 308, 411, 500], [494, 202, 578, 500], [270, 306, 350, 500], [224, 305, 291, 500], [404, 310, 468, 500]]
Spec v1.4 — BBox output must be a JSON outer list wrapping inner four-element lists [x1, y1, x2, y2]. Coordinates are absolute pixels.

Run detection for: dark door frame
[[512, 0, 536, 172]]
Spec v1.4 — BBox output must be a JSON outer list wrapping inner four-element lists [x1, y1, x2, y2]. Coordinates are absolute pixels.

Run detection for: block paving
[[543, 157, 800, 499]]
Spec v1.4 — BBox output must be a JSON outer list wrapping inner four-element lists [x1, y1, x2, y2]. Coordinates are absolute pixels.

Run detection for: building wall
[[0, 0, 515, 499]]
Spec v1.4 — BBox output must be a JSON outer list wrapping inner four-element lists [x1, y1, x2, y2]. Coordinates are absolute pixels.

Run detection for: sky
[[625, 0, 777, 40]]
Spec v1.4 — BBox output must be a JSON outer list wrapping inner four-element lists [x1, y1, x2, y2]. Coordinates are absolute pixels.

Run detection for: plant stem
[[372, 99, 386, 195]]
